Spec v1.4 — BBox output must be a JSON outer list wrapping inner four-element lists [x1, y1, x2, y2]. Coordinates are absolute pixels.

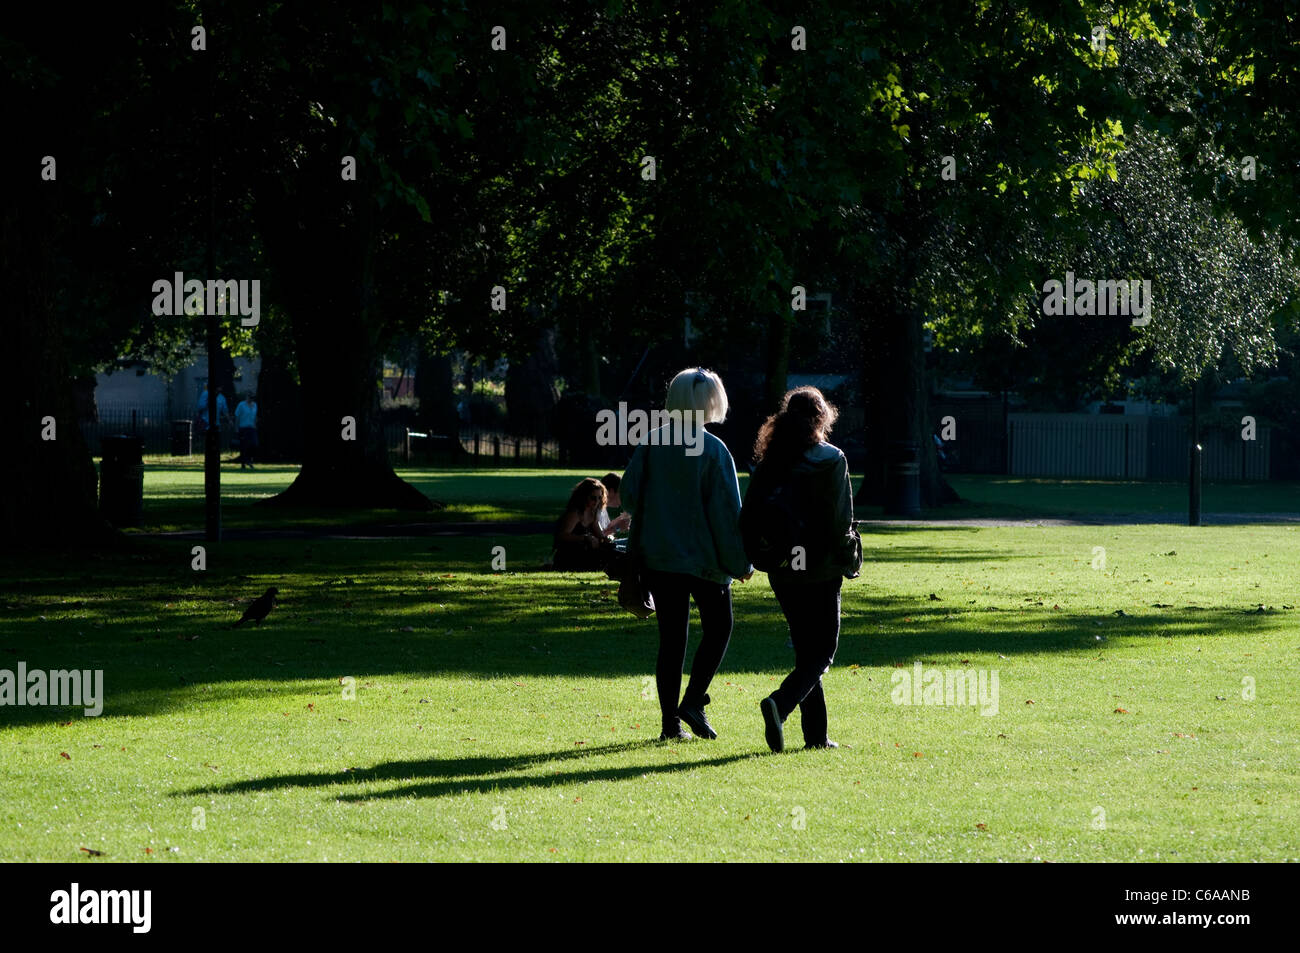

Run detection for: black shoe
[[805, 739, 839, 750], [761, 696, 784, 753], [677, 693, 716, 739], [659, 726, 694, 741]]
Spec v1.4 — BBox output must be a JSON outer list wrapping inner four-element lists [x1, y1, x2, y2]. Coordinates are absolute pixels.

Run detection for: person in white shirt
[[597, 472, 632, 536], [234, 393, 259, 469]]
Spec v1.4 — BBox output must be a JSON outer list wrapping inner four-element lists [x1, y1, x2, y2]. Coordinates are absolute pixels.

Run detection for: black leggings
[[645, 570, 733, 729], [769, 576, 842, 746]]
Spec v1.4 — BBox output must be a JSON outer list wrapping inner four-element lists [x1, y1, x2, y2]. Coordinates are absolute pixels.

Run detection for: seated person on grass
[[598, 472, 632, 537], [553, 478, 611, 571]]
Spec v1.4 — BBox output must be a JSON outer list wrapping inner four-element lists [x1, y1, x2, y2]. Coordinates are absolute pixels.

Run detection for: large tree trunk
[[505, 328, 560, 438], [256, 350, 303, 463], [3, 107, 111, 545], [255, 177, 432, 510], [764, 308, 792, 412], [852, 274, 956, 509], [414, 351, 461, 452]]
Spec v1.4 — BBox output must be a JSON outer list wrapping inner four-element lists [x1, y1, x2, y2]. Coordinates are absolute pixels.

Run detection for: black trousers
[[645, 570, 733, 729], [769, 576, 842, 745]]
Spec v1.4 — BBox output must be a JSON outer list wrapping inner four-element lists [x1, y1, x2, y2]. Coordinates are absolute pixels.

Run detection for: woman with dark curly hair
[[553, 477, 609, 571], [743, 386, 855, 752]]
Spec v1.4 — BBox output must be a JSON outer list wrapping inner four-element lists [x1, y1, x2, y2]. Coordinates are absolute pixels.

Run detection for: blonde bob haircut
[[664, 367, 729, 425]]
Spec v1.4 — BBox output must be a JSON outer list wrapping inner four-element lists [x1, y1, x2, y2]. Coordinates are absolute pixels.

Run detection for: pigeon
[[233, 587, 278, 627]]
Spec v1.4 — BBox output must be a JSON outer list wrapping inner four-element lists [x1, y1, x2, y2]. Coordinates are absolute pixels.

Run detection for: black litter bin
[[884, 440, 921, 517], [100, 434, 145, 527], [171, 419, 193, 456]]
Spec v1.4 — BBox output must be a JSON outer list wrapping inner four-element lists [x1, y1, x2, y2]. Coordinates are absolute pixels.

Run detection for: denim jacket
[[620, 428, 753, 584]]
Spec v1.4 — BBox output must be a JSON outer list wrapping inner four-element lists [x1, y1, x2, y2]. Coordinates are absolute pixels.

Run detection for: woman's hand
[[611, 513, 631, 532], [737, 570, 754, 583]]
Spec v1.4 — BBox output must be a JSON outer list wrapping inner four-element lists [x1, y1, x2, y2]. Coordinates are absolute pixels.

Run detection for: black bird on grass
[[233, 587, 278, 628]]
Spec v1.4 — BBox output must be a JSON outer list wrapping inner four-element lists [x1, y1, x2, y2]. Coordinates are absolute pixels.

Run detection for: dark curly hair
[[563, 477, 607, 516], [753, 387, 838, 471]]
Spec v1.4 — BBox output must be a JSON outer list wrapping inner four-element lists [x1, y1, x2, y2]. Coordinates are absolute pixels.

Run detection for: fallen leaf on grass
[[79, 847, 103, 856], [1114, 708, 1129, 714], [60, 752, 70, 760], [975, 823, 988, 831]]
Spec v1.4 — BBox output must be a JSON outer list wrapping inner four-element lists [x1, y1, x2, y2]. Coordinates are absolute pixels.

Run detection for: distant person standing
[[235, 392, 259, 469], [197, 386, 229, 436]]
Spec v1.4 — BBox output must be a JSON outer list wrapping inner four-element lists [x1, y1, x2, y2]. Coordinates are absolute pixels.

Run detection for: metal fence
[[383, 424, 562, 467], [931, 399, 1007, 474], [79, 405, 216, 456], [78, 408, 562, 467], [1007, 414, 1270, 480]]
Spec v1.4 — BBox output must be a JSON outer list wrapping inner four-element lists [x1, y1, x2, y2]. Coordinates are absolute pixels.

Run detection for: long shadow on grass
[[0, 534, 1288, 727], [177, 740, 754, 802]]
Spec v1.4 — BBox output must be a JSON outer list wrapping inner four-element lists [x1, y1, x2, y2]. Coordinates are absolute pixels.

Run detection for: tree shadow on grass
[[0, 533, 1289, 727], [177, 739, 755, 802]]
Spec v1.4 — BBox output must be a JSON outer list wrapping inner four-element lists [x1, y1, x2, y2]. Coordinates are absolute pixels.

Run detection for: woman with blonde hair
[[620, 368, 753, 740]]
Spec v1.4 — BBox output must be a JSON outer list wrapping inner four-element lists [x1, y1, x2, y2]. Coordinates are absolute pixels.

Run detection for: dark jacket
[[745, 441, 854, 583]]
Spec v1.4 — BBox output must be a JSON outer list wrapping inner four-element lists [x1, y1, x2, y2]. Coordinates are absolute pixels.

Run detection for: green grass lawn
[[2, 513, 1298, 861], [125, 459, 1300, 533]]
